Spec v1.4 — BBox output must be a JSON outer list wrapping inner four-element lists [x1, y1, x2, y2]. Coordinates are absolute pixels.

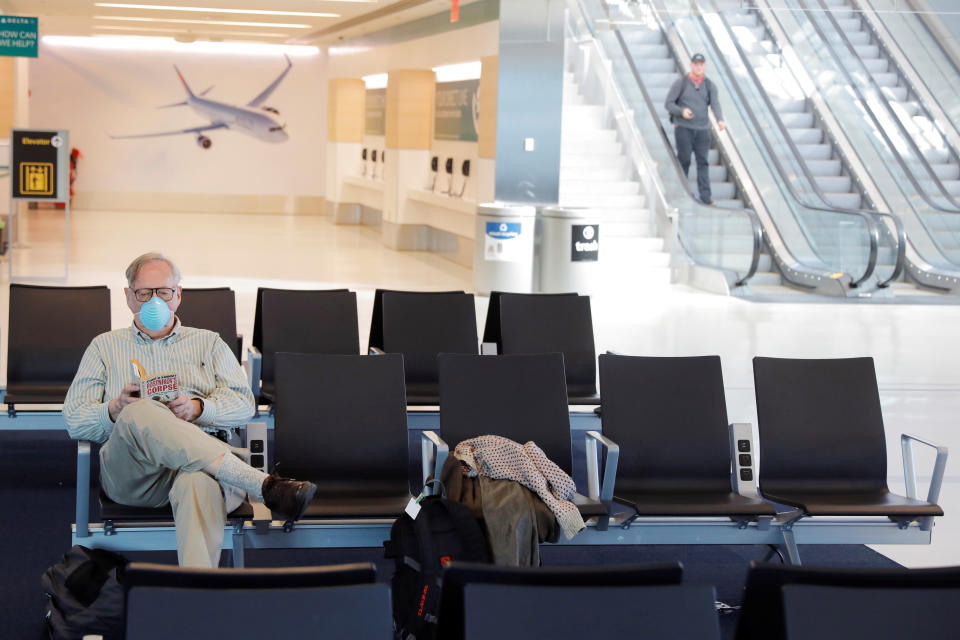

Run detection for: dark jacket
[[664, 74, 723, 130]]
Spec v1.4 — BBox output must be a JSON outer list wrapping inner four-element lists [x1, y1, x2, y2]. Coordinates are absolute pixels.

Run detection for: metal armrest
[[480, 342, 498, 355], [902, 433, 949, 505], [421, 430, 449, 490], [76, 440, 92, 538], [245, 346, 262, 400], [368, 347, 386, 355], [585, 430, 619, 503]]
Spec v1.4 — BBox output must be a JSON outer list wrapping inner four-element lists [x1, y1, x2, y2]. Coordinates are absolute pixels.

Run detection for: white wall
[[29, 42, 328, 202]]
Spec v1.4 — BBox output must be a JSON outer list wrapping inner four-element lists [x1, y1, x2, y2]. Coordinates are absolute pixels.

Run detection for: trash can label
[[484, 221, 523, 262], [571, 224, 599, 262]]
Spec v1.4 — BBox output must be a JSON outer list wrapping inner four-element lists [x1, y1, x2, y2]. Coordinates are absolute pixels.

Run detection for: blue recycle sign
[[486, 222, 521, 239]]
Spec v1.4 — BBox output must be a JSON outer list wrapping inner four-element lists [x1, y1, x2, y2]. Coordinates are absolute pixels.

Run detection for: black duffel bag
[[41, 545, 128, 640]]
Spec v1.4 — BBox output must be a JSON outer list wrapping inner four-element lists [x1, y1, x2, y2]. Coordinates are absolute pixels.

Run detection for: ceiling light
[[362, 73, 387, 89], [43, 35, 319, 55], [94, 16, 311, 28], [94, 25, 288, 38], [433, 61, 482, 82], [94, 4, 339, 18]]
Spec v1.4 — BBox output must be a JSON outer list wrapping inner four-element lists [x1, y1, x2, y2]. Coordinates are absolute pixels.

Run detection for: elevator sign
[[11, 129, 69, 201], [0, 17, 37, 58]]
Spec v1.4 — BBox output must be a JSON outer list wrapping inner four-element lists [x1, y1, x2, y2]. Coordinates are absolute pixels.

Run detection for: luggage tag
[[405, 488, 428, 520]]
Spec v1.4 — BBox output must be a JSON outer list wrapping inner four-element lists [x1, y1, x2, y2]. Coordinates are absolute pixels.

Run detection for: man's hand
[[168, 395, 203, 423], [108, 383, 141, 422], [717, 120, 726, 132], [682, 108, 694, 120]]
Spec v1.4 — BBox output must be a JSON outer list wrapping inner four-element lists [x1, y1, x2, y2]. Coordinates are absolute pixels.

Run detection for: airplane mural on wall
[[110, 55, 292, 149]]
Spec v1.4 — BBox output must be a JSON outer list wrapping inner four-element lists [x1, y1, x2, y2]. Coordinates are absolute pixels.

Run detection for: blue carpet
[[0, 430, 900, 639]]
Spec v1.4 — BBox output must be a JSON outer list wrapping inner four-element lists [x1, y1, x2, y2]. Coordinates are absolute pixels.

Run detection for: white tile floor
[[3, 207, 958, 568]]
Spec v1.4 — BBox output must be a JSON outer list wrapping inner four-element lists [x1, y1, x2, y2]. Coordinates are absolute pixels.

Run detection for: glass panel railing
[[765, 0, 960, 272], [574, 0, 763, 283], [862, 0, 960, 142]]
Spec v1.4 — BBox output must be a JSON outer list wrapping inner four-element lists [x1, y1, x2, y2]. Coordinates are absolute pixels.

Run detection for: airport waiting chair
[[125, 562, 391, 639], [368, 288, 465, 352], [598, 354, 775, 524], [248, 288, 359, 404], [783, 583, 960, 639], [271, 352, 411, 520], [430, 353, 609, 522], [5, 284, 111, 413], [480, 291, 577, 353], [369, 290, 477, 404], [178, 287, 242, 361], [488, 293, 600, 404], [437, 561, 684, 640], [753, 357, 946, 563], [736, 562, 960, 640]]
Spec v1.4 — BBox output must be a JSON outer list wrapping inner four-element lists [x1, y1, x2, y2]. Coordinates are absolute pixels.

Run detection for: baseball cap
[[691, 53, 706, 63]]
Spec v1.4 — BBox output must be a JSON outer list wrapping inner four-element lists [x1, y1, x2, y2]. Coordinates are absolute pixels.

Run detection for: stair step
[[815, 175, 853, 192], [629, 44, 670, 59], [562, 128, 619, 143], [559, 180, 641, 196], [823, 191, 862, 209], [843, 31, 871, 46], [789, 128, 824, 144], [881, 85, 908, 101], [620, 29, 663, 45], [930, 163, 960, 180], [633, 58, 676, 73], [861, 58, 889, 73], [854, 44, 880, 58], [871, 72, 900, 88], [780, 112, 815, 128], [806, 159, 842, 176], [797, 143, 833, 160], [562, 140, 622, 155], [772, 98, 807, 113], [835, 18, 862, 31], [714, 198, 746, 209], [642, 72, 681, 87]]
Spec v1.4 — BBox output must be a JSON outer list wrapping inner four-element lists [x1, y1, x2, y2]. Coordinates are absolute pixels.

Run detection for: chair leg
[[231, 524, 245, 568], [780, 528, 801, 565]]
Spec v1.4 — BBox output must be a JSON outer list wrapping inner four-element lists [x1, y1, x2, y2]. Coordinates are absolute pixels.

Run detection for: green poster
[[435, 79, 479, 142], [365, 89, 386, 136], [0, 16, 37, 58]]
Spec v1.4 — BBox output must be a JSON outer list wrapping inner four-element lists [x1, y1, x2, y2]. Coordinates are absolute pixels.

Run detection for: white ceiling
[[0, 0, 482, 46]]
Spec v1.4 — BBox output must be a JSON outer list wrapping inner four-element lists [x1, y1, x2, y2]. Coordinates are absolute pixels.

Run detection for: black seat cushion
[[99, 490, 253, 520], [300, 491, 411, 519], [4, 383, 73, 404], [761, 489, 943, 517], [614, 491, 775, 517], [753, 357, 941, 517]]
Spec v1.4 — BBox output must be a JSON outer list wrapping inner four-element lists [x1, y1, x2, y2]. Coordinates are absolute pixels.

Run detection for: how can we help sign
[[0, 16, 37, 58]]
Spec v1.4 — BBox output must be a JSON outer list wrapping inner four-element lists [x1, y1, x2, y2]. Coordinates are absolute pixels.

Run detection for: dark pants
[[675, 126, 712, 202]]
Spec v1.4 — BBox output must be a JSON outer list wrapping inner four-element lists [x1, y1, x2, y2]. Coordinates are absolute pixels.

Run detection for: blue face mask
[[138, 296, 171, 331]]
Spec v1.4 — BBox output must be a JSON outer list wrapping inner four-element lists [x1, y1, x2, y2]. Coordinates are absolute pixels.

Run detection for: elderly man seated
[[64, 252, 316, 567]]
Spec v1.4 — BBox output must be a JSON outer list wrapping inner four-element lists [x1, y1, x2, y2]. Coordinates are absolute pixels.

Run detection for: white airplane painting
[[110, 55, 292, 149]]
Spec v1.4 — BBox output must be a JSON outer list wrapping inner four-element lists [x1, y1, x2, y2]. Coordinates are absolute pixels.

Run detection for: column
[[326, 77, 365, 221]]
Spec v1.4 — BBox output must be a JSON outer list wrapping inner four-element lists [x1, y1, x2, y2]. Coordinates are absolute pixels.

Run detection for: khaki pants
[[99, 399, 232, 568]]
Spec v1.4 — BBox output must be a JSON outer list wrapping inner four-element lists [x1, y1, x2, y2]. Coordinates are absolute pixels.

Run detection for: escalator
[[759, 0, 960, 291], [585, 0, 903, 297]]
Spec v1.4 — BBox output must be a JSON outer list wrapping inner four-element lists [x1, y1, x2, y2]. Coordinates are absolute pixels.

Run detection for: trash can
[[473, 202, 537, 295], [538, 206, 601, 294]]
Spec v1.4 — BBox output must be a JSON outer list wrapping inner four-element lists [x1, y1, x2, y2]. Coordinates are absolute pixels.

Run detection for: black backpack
[[41, 545, 128, 640], [384, 481, 490, 640]]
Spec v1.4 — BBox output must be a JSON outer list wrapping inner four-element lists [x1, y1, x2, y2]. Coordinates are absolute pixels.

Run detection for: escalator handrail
[[809, 0, 960, 214], [711, 0, 905, 287], [595, 0, 763, 286]]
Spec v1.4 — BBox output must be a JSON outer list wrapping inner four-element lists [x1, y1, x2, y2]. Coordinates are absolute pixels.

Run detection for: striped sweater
[[63, 318, 255, 443]]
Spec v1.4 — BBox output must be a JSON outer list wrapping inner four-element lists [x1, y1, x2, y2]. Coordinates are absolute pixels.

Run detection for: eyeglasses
[[133, 287, 176, 302]]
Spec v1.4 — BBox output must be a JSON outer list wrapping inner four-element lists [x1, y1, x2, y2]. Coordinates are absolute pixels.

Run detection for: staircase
[[559, 71, 672, 290]]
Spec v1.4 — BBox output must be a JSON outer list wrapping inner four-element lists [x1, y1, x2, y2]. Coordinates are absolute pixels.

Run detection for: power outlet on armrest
[[246, 422, 268, 473], [729, 423, 759, 497]]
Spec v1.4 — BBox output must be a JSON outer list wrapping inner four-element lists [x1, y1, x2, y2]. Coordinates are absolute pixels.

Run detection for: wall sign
[[0, 16, 37, 58], [571, 224, 599, 262], [11, 129, 69, 201], [435, 79, 479, 142], [484, 221, 523, 262], [365, 88, 386, 136]]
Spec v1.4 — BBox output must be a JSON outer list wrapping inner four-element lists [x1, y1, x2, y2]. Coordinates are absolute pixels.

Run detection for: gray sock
[[215, 453, 268, 501]]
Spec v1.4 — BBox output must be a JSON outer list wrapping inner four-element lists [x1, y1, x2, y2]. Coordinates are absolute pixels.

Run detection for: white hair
[[125, 252, 182, 288]]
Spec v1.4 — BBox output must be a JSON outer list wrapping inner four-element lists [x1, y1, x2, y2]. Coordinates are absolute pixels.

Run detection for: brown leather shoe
[[261, 474, 317, 521]]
